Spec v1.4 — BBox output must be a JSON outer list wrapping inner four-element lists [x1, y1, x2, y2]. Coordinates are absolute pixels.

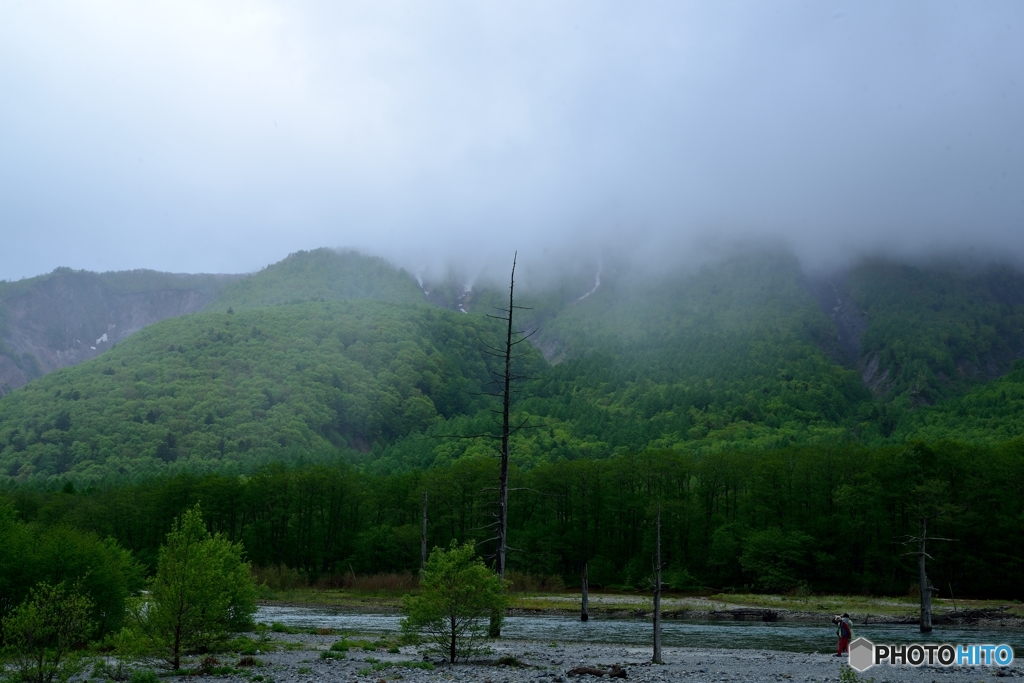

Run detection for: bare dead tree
[[421, 490, 428, 573], [427, 254, 537, 637], [483, 252, 537, 638], [653, 501, 664, 664], [896, 516, 956, 633], [581, 562, 589, 622]]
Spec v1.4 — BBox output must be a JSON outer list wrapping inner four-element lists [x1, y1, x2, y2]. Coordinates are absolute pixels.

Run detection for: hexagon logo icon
[[849, 637, 874, 672]]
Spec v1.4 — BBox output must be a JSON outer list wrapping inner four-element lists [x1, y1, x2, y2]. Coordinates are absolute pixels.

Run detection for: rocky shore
[[184, 631, 1022, 683]]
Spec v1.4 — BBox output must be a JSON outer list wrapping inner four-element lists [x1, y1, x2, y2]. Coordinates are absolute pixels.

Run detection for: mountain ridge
[[4, 247, 1024, 483]]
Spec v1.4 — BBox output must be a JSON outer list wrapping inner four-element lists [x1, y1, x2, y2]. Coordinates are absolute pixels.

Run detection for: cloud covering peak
[[1, 1, 1022, 280]]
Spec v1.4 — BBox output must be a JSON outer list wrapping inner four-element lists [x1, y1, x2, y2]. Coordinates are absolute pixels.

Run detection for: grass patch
[[221, 635, 275, 655], [319, 650, 346, 660]]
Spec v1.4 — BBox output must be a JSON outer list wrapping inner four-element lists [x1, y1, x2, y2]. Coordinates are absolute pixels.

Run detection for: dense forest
[[1, 247, 1023, 601], [3, 439, 1021, 599]]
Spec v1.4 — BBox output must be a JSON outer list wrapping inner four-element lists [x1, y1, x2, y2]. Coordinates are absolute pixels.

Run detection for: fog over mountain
[[2, 1, 1023, 282]]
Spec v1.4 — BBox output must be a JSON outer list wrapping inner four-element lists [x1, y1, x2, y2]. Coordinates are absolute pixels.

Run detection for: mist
[[1, 1, 1022, 282]]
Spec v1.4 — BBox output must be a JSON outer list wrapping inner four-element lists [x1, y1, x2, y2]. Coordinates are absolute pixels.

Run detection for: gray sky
[[1, 1, 1022, 282]]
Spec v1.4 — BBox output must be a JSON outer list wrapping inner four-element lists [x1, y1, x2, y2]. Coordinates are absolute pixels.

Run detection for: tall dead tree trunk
[[581, 562, 589, 622], [653, 502, 663, 664], [488, 253, 519, 638], [919, 518, 932, 633], [421, 490, 428, 573], [898, 516, 955, 634]]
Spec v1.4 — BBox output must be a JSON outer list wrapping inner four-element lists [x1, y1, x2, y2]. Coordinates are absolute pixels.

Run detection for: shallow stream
[[256, 605, 1024, 654]]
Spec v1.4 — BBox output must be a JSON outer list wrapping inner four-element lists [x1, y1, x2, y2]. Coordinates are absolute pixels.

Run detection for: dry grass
[[253, 565, 307, 591], [313, 572, 419, 593]]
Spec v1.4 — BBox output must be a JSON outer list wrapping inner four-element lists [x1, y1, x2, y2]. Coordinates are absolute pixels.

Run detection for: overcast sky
[[1, 1, 1022, 282]]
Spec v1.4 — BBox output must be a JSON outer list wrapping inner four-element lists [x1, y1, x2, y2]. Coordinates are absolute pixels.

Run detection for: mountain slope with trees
[[845, 259, 1024, 404], [207, 248, 428, 312], [2, 248, 1024, 483], [0, 300, 513, 482], [0, 268, 237, 396]]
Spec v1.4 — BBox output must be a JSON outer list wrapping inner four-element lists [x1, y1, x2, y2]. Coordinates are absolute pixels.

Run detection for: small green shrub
[[497, 655, 525, 667], [194, 656, 238, 676], [839, 665, 875, 683], [129, 671, 159, 683], [91, 660, 132, 682], [318, 650, 345, 660], [222, 635, 270, 655], [401, 542, 508, 664]]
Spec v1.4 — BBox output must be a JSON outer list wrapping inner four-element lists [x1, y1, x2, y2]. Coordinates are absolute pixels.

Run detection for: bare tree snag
[[488, 253, 525, 638], [918, 518, 932, 633], [421, 490, 428, 573], [653, 501, 663, 664], [897, 516, 956, 634], [581, 561, 589, 622]]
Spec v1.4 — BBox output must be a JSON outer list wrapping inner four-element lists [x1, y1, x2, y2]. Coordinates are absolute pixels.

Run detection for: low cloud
[[1, 1, 1022, 281]]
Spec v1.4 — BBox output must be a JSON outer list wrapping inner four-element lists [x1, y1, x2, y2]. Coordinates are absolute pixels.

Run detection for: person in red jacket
[[833, 613, 852, 656]]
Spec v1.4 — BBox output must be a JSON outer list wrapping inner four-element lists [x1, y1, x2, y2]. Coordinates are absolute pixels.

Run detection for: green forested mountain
[[0, 301, 514, 482], [2, 247, 1024, 600], [0, 267, 236, 396], [1, 248, 1024, 484], [846, 259, 1024, 405], [374, 252, 871, 472], [893, 360, 1024, 443], [207, 248, 427, 312]]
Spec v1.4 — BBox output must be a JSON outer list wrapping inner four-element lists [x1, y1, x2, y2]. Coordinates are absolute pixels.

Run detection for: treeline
[[6, 439, 1022, 598], [0, 501, 141, 637]]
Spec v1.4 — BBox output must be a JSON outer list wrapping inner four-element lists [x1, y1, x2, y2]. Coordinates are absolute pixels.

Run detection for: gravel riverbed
[[188, 632, 1022, 683]]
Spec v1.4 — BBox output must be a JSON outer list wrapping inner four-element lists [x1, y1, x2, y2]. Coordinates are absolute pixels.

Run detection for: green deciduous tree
[[401, 542, 508, 663], [123, 504, 256, 670], [1, 581, 95, 683]]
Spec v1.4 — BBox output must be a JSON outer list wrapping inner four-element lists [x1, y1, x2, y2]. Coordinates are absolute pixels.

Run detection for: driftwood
[[567, 665, 627, 678], [708, 608, 779, 622], [933, 607, 1007, 624], [660, 608, 779, 621]]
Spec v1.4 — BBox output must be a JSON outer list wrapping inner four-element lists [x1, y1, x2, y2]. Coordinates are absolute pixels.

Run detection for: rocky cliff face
[[0, 269, 237, 396]]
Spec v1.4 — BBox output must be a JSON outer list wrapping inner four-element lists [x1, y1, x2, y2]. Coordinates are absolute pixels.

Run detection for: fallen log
[[568, 666, 607, 677], [707, 608, 779, 622], [567, 665, 628, 678]]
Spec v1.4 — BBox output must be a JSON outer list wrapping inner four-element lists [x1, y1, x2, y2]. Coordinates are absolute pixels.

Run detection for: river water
[[256, 605, 1024, 654]]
